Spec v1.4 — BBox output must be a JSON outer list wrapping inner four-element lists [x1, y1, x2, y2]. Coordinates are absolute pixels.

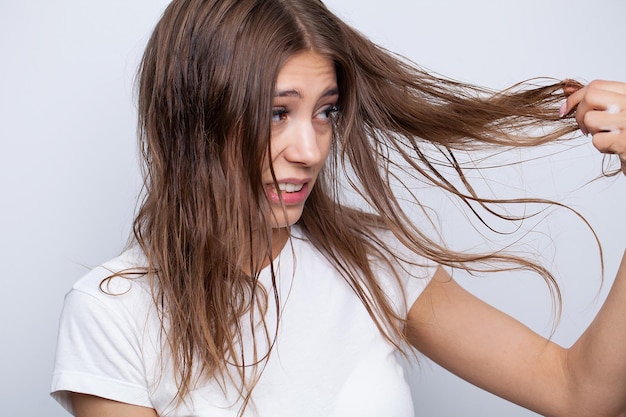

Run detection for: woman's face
[[262, 51, 338, 228]]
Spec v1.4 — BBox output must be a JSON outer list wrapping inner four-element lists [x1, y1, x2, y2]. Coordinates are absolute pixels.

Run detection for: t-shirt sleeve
[[51, 287, 153, 414], [393, 256, 437, 317], [371, 232, 438, 319]]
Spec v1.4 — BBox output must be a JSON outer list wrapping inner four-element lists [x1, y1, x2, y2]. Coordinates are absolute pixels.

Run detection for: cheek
[[267, 132, 283, 165], [317, 126, 333, 154], [260, 145, 275, 173], [318, 132, 333, 163]]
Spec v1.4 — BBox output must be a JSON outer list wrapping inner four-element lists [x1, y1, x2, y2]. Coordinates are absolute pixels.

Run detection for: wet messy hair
[[130, 0, 580, 413]]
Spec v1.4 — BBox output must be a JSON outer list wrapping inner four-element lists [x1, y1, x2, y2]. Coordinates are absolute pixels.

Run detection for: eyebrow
[[274, 87, 339, 98]]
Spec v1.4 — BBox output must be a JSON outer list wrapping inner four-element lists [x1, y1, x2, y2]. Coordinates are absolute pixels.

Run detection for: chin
[[269, 206, 304, 229]]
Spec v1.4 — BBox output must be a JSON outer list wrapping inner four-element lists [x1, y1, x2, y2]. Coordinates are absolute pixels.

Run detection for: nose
[[283, 119, 322, 166]]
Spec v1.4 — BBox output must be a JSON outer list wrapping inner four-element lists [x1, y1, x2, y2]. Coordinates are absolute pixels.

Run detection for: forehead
[[275, 52, 337, 91]]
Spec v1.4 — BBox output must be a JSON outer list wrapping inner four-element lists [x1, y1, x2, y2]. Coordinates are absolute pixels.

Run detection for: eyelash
[[272, 108, 289, 123], [319, 105, 340, 120], [271, 104, 340, 124]]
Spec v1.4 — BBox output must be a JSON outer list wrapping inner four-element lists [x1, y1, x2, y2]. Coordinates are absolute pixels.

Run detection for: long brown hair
[[132, 0, 580, 411]]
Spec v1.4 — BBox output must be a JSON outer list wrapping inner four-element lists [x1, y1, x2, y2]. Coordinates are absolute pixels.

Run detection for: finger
[[581, 87, 626, 112], [573, 87, 626, 135], [583, 106, 626, 135], [561, 80, 626, 117], [586, 79, 626, 95], [561, 85, 587, 117], [591, 131, 626, 157], [563, 79, 584, 97]]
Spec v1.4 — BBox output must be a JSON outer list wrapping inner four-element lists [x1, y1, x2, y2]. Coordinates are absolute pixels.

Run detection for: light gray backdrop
[[1, 1, 625, 416]]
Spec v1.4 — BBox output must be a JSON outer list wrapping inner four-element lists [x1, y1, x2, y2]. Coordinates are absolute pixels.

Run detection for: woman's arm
[[407, 79, 626, 417], [408, 262, 626, 417], [71, 393, 159, 417], [559, 80, 626, 415], [407, 267, 574, 417]]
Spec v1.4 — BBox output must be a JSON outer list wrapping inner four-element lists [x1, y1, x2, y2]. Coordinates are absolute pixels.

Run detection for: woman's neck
[[243, 226, 290, 275]]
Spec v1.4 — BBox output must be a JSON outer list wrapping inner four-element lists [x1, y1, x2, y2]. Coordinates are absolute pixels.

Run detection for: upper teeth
[[278, 183, 304, 192]]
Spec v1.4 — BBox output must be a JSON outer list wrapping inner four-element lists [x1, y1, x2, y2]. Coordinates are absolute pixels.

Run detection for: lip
[[264, 178, 312, 205]]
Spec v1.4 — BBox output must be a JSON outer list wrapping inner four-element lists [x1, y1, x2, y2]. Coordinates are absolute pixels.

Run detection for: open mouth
[[264, 181, 310, 205]]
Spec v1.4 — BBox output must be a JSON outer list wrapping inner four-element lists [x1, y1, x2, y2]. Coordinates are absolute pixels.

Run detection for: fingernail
[[559, 101, 568, 117]]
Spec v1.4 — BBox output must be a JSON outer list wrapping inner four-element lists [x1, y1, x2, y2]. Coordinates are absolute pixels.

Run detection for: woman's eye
[[272, 108, 288, 124], [317, 105, 339, 121]]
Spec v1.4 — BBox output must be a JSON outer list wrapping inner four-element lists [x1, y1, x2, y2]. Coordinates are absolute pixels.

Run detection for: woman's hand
[[561, 80, 626, 175]]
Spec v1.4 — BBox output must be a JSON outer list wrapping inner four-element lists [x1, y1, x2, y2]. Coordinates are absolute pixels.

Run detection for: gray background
[[1, 0, 625, 416]]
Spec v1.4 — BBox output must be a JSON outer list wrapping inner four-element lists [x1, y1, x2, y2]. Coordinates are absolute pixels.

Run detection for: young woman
[[51, 0, 626, 416]]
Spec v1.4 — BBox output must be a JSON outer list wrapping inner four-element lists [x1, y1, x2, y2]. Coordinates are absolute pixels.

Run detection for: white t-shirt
[[51, 226, 435, 416]]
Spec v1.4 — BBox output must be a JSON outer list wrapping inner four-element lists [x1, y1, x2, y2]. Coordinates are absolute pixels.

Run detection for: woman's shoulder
[[53, 247, 158, 413], [69, 246, 153, 312]]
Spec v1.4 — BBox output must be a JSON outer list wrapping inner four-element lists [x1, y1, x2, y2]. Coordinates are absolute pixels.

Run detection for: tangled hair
[[131, 0, 581, 411]]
